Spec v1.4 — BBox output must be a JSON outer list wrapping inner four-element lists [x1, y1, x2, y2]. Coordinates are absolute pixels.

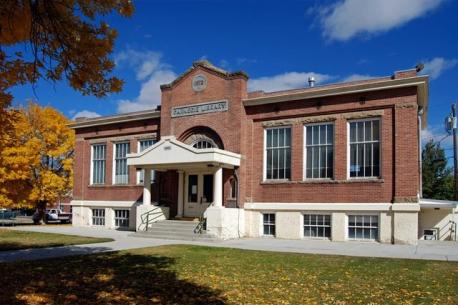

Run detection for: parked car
[[45, 209, 72, 224]]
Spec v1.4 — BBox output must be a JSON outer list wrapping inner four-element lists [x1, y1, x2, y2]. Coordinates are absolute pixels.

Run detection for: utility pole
[[452, 104, 458, 200]]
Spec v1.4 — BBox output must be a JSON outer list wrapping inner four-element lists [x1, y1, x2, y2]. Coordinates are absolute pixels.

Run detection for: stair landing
[[131, 220, 217, 242]]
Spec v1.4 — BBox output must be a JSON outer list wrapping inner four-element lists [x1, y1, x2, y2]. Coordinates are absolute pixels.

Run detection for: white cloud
[[115, 49, 177, 113], [248, 72, 334, 92], [421, 57, 458, 80], [115, 49, 164, 81], [315, 0, 444, 41], [421, 125, 452, 148], [71, 110, 101, 120], [117, 69, 176, 113], [342, 74, 375, 82]]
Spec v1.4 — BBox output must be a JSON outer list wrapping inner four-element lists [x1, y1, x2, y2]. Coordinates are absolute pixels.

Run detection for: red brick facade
[[71, 61, 426, 217]]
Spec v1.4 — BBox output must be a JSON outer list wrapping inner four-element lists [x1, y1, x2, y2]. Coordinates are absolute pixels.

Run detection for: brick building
[[70, 60, 457, 244]]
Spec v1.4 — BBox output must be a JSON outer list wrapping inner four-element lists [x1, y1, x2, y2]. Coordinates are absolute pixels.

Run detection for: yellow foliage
[[0, 103, 75, 208]]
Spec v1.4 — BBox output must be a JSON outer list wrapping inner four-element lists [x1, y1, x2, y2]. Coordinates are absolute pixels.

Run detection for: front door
[[184, 172, 214, 217]]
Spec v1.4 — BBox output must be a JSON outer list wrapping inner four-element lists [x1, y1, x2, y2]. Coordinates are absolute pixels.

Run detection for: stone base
[[205, 206, 245, 239], [136, 204, 170, 232]]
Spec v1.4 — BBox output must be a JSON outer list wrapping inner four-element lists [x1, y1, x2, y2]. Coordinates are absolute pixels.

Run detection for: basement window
[[303, 214, 331, 239], [92, 209, 105, 226], [114, 209, 130, 228], [263, 213, 276, 236], [348, 215, 378, 241]]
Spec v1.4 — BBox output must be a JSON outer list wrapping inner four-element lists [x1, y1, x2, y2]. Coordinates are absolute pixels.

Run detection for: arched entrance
[[178, 127, 225, 216]]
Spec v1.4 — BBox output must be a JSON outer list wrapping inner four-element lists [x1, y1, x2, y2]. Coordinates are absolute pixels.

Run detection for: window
[[114, 209, 130, 228], [305, 124, 334, 179], [91, 144, 106, 184], [304, 214, 331, 239], [230, 178, 237, 199], [192, 140, 214, 149], [92, 209, 105, 226], [348, 215, 378, 240], [349, 119, 380, 178], [114, 142, 130, 184], [263, 213, 276, 236], [137, 139, 156, 184], [265, 127, 291, 180]]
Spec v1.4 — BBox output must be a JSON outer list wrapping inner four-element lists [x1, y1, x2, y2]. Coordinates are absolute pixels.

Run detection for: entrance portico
[[127, 136, 241, 219]]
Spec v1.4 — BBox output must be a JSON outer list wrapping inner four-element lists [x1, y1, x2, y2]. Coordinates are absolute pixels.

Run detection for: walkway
[[1, 226, 457, 263]]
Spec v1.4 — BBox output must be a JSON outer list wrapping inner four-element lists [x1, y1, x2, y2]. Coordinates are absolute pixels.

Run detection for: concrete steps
[[131, 220, 217, 242]]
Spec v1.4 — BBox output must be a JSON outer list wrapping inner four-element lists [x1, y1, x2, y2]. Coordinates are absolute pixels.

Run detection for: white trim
[[347, 213, 380, 241], [245, 202, 420, 212], [113, 141, 130, 185], [69, 110, 160, 129], [70, 200, 138, 208], [136, 139, 156, 185], [347, 117, 382, 180], [303, 121, 335, 181], [90, 145, 94, 185], [90, 143, 106, 185], [261, 212, 276, 236], [263, 129, 267, 181], [243, 76, 428, 107], [263, 126, 292, 181], [127, 136, 241, 169], [419, 198, 458, 209], [302, 213, 332, 240]]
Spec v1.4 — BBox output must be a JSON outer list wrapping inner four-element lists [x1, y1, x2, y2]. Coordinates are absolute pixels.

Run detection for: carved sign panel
[[171, 100, 228, 118]]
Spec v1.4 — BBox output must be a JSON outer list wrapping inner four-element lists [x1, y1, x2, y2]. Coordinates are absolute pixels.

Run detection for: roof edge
[[160, 60, 248, 90], [68, 109, 161, 129]]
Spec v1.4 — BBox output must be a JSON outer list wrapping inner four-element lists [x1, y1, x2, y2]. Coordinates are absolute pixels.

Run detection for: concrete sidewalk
[[1, 225, 457, 263]]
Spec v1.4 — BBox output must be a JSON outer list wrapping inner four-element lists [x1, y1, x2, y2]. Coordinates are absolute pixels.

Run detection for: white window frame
[[192, 140, 215, 149], [136, 139, 156, 185], [112, 141, 130, 185], [91, 208, 105, 226], [114, 209, 130, 228], [303, 122, 335, 180], [90, 144, 106, 185], [262, 213, 276, 236], [302, 213, 332, 239], [263, 126, 292, 181], [347, 118, 382, 179], [347, 214, 379, 241]]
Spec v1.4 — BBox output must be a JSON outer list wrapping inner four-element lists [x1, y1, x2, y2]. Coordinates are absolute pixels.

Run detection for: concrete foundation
[[205, 206, 245, 239]]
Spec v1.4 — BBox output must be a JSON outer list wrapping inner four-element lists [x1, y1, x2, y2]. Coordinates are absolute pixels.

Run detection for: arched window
[[180, 126, 224, 149], [192, 140, 215, 149]]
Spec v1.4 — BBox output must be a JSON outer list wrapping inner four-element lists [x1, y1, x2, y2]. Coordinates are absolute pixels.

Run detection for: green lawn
[[0, 229, 113, 251], [0, 245, 456, 305]]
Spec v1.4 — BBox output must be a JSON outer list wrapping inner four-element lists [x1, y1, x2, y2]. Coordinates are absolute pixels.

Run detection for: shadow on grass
[[0, 245, 115, 263], [0, 251, 227, 305]]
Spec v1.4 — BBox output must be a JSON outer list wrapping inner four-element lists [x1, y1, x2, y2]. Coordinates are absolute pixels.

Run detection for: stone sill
[[88, 184, 142, 188], [261, 179, 384, 185]]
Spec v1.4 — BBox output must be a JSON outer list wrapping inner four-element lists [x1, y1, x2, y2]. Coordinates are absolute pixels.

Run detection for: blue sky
[[10, 0, 458, 152]]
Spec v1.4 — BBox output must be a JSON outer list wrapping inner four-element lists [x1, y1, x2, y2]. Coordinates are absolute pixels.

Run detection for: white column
[[177, 171, 184, 217], [213, 167, 223, 207], [143, 169, 151, 205]]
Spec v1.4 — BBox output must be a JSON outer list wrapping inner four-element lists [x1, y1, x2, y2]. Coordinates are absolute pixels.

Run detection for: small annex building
[[70, 60, 457, 244]]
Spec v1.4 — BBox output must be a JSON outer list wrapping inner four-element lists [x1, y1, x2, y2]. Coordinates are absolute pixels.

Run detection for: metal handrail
[[140, 208, 165, 231], [194, 202, 213, 234]]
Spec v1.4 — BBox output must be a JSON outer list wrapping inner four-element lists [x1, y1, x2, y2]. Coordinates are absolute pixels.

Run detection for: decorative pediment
[[126, 136, 241, 170], [160, 60, 248, 91]]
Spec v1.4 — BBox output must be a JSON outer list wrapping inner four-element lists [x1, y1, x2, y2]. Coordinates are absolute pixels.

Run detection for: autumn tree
[[422, 139, 454, 200], [0, 103, 75, 213], [0, 0, 134, 109]]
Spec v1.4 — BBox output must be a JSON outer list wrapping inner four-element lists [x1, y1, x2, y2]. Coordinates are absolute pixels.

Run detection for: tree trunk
[[32, 200, 47, 224]]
